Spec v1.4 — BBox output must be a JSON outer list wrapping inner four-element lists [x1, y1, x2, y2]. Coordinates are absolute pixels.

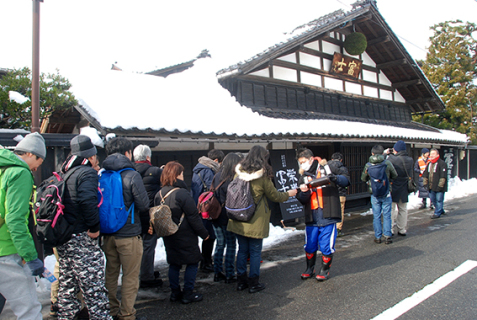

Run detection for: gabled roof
[[216, 0, 443, 114]]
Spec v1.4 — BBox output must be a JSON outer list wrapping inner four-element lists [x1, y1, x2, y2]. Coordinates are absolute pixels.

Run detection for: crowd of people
[[0, 133, 449, 320]]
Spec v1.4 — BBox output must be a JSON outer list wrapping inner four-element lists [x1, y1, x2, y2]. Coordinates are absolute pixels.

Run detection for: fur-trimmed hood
[[235, 164, 264, 182]]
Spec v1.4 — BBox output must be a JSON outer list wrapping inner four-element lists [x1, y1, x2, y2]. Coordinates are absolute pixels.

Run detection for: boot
[[200, 238, 215, 272], [418, 200, 427, 210], [181, 290, 203, 304], [248, 276, 265, 293], [301, 252, 316, 280], [170, 287, 182, 302], [316, 255, 333, 281], [236, 273, 249, 291]]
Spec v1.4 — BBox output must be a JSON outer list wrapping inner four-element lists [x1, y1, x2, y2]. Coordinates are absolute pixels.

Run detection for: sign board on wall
[[442, 148, 456, 181], [269, 150, 304, 220], [329, 52, 362, 79]]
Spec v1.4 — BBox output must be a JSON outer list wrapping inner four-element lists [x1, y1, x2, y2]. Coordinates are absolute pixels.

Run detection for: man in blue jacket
[[296, 148, 349, 281]]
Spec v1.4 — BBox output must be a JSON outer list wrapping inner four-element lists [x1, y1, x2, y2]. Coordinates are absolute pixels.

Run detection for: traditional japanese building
[[30, 0, 471, 213]]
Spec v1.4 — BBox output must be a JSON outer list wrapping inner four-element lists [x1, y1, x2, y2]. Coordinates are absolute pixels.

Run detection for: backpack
[[149, 188, 183, 237], [98, 168, 135, 234], [35, 167, 80, 247], [225, 177, 258, 222], [197, 179, 225, 220], [0, 166, 12, 229], [366, 162, 389, 197]]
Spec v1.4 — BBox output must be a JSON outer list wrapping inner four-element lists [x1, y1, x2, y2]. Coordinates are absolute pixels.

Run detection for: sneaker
[[397, 232, 406, 236], [181, 291, 203, 304], [418, 203, 427, 210], [374, 238, 382, 244], [430, 205, 435, 210], [384, 236, 392, 244], [337, 229, 344, 237], [430, 214, 440, 219]]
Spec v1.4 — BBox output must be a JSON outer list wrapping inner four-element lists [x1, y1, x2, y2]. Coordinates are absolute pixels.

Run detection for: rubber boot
[[301, 252, 316, 280], [316, 255, 333, 281], [248, 276, 265, 293], [236, 273, 249, 291]]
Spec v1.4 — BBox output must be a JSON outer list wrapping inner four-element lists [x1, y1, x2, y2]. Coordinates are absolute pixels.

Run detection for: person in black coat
[[134, 144, 163, 289], [386, 140, 414, 236], [154, 161, 209, 304], [327, 152, 350, 236], [422, 148, 448, 219], [210, 153, 243, 283]]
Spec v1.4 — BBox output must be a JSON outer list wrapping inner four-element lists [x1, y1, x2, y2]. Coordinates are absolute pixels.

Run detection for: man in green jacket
[[0, 132, 46, 320]]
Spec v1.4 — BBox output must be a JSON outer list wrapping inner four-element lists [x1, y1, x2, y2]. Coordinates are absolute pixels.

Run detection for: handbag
[[400, 157, 418, 194], [149, 188, 184, 237]]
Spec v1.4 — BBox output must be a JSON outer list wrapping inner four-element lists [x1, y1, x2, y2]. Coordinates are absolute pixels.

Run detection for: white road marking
[[370, 260, 477, 320]]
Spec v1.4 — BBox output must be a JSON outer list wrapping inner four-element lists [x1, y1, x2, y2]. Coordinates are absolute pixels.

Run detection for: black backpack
[[35, 167, 80, 247], [366, 162, 389, 197], [225, 177, 257, 222]]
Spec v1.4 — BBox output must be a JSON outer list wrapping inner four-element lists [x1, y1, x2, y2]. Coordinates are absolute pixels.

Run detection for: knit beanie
[[421, 148, 430, 154], [70, 135, 97, 158], [393, 140, 406, 153], [15, 132, 46, 159]]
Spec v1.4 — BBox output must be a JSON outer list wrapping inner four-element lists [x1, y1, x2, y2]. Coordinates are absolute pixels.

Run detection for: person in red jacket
[[422, 149, 448, 219]]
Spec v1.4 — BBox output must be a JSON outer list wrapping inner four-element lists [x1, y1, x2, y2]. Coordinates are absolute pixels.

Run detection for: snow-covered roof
[[69, 58, 467, 144]]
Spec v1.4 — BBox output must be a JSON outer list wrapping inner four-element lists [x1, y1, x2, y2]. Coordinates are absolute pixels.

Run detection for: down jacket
[[0, 149, 37, 262], [227, 164, 290, 239], [101, 153, 149, 237], [327, 159, 350, 197], [154, 179, 208, 265]]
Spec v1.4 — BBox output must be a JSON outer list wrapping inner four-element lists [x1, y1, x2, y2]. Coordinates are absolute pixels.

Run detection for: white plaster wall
[[323, 58, 332, 72], [304, 41, 319, 51], [321, 41, 341, 55], [324, 77, 344, 92], [345, 81, 362, 95], [301, 71, 322, 87], [380, 89, 393, 101], [395, 90, 406, 102], [277, 53, 297, 63], [362, 69, 377, 82], [250, 68, 270, 78], [273, 66, 297, 82], [363, 86, 378, 98], [379, 72, 392, 86], [299, 52, 321, 69], [362, 52, 376, 67]]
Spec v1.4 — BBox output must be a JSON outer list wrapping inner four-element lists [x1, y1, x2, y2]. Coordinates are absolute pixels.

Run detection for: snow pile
[[8, 91, 29, 104], [68, 58, 467, 143]]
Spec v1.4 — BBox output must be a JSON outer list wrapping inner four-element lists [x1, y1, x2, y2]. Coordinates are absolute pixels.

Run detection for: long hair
[[160, 161, 184, 187], [240, 145, 273, 178], [219, 153, 244, 183]]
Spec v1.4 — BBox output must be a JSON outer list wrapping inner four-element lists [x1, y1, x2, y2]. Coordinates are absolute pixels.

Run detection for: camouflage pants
[[57, 232, 112, 320]]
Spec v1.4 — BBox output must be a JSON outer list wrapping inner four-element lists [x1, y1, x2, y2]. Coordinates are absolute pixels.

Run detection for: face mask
[[300, 160, 311, 172]]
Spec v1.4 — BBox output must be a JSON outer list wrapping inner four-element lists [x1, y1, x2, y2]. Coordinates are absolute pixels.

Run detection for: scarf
[[430, 154, 440, 164], [135, 160, 152, 166], [61, 154, 92, 173], [198, 156, 220, 173]]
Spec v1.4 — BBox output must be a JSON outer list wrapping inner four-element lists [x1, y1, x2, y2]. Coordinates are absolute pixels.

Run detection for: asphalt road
[[136, 195, 477, 320]]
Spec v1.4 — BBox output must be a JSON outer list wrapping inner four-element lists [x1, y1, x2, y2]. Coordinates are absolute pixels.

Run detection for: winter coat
[[227, 165, 289, 239], [327, 159, 350, 197], [211, 171, 230, 227], [297, 159, 349, 227], [422, 158, 448, 193], [62, 163, 101, 235], [101, 153, 149, 238], [414, 156, 429, 198], [191, 157, 219, 204], [387, 151, 414, 203], [154, 179, 208, 265], [135, 161, 162, 232], [0, 149, 37, 262], [361, 154, 398, 194]]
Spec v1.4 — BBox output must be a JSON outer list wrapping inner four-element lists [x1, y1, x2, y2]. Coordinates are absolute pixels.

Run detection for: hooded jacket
[[361, 154, 398, 194], [191, 156, 219, 204], [328, 159, 350, 197], [227, 164, 289, 239], [154, 179, 208, 265], [101, 153, 149, 237], [135, 161, 162, 233], [0, 148, 38, 262]]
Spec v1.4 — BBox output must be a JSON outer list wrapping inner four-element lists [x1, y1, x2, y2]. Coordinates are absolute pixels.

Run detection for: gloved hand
[[26, 258, 44, 276], [328, 173, 337, 183]]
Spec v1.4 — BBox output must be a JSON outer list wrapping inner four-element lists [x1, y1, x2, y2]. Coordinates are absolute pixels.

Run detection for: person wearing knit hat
[[387, 140, 414, 236], [15, 132, 47, 160], [414, 148, 432, 210], [70, 135, 97, 158]]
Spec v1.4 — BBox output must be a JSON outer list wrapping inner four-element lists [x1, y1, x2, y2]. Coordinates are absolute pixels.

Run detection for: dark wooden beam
[[299, 46, 379, 72], [407, 97, 434, 105], [48, 116, 81, 124], [367, 35, 390, 47], [392, 79, 421, 88], [376, 59, 407, 70], [322, 35, 343, 46]]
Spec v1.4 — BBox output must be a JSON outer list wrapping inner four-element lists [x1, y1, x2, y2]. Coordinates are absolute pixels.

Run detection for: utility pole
[[31, 0, 43, 133]]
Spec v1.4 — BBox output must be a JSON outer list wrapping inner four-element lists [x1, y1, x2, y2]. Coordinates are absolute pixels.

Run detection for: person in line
[[0, 132, 45, 320], [191, 149, 224, 272], [101, 137, 149, 320], [210, 153, 243, 283], [296, 148, 349, 281], [361, 145, 398, 244], [227, 145, 297, 293], [133, 145, 163, 289], [423, 149, 448, 219], [414, 148, 433, 210], [56, 135, 112, 319], [154, 161, 209, 304], [386, 140, 414, 236], [328, 152, 350, 237]]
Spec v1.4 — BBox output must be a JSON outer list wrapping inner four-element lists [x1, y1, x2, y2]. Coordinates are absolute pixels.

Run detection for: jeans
[[0, 254, 42, 320], [429, 191, 445, 216], [371, 194, 392, 238], [168, 263, 198, 292], [235, 234, 263, 278], [213, 224, 237, 277], [140, 232, 158, 281]]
